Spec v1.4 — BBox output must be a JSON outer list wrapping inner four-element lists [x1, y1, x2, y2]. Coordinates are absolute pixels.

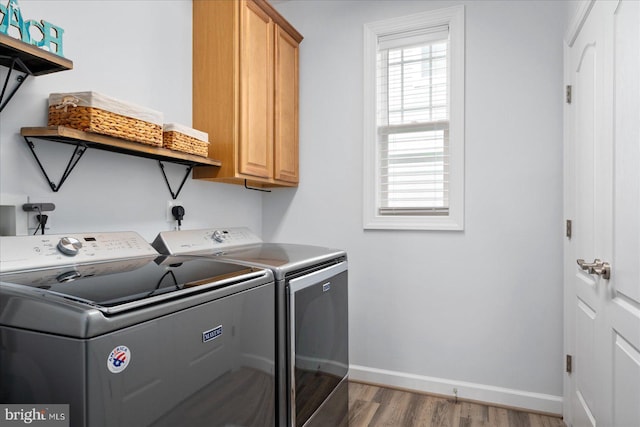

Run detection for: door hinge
[[566, 354, 573, 373], [566, 219, 572, 239], [566, 85, 572, 104]]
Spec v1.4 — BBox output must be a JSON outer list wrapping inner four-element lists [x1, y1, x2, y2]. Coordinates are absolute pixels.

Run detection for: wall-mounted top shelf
[[0, 33, 74, 112], [21, 126, 222, 199], [0, 33, 73, 76]]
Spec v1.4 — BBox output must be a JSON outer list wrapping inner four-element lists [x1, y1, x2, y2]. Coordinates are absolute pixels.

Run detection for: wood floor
[[348, 382, 566, 427]]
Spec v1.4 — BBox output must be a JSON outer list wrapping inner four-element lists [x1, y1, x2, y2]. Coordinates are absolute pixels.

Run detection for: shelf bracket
[[0, 56, 31, 113], [23, 136, 88, 192], [158, 161, 193, 200]]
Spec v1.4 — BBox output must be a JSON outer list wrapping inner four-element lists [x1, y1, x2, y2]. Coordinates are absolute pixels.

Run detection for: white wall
[[0, 0, 261, 241], [267, 0, 567, 413]]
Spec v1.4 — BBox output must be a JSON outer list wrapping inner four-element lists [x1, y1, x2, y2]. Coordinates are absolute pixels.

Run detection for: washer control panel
[[152, 227, 263, 255], [0, 232, 158, 273]]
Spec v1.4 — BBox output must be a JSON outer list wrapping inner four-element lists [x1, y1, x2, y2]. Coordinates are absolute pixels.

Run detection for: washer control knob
[[212, 230, 225, 243], [57, 237, 83, 256]]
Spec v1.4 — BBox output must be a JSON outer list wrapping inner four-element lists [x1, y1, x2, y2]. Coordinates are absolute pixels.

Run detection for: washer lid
[[0, 255, 266, 314], [213, 243, 346, 279]]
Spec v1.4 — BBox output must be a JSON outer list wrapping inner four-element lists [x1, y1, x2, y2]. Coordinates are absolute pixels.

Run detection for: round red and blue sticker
[[107, 346, 131, 373]]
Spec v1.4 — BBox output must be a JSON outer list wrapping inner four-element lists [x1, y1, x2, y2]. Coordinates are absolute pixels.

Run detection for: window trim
[[363, 5, 465, 231]]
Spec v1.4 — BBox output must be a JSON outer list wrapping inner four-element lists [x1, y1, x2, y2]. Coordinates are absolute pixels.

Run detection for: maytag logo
[[202, 325, 223, 343], [1, 405, 69, 426]]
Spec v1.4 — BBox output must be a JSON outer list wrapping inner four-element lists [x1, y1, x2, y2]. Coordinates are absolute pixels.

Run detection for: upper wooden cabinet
[[192, 0, 302, 187]]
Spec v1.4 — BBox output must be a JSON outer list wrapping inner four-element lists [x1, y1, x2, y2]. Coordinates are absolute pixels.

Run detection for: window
[[363, 6, 465, 230]]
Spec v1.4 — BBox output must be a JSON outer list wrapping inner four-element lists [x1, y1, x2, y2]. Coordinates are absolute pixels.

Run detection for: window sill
[[363, 212, 464, 231]]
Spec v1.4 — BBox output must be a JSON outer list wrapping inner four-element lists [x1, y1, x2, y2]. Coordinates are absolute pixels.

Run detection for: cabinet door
[[274, 25, 300, 184], [239, 1, 274, 179]]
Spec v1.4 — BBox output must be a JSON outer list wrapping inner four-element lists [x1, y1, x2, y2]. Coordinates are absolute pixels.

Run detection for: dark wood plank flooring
[[348, 382, 566, 427]]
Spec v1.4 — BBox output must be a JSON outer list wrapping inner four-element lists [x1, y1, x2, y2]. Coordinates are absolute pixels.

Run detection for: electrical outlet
[[30, 212, 52, 234], [22, 203, 56, 212], [166, 200, 184, 222]]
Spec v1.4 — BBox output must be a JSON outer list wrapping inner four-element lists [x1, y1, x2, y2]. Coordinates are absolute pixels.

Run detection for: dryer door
[[288, 262, 348, 427]]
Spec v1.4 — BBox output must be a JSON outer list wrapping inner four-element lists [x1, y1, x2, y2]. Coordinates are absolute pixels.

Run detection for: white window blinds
[[376, 26, 450, 215]]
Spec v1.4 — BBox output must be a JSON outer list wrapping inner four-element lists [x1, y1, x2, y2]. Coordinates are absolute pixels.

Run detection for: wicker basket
[[48, 92, 164, 147], [162, 123, 209, 157]]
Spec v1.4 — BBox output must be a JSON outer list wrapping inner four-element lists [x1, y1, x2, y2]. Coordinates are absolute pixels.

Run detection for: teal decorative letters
[[0, 0, 65, 57]]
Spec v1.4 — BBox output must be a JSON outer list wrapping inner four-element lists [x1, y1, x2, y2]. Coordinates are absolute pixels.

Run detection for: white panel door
[[565, 1, 640, 426], [609, 1, 640, 426]]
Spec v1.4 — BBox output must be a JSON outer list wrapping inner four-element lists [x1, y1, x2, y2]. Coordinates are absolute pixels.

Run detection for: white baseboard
[[349, 364, 563, 416]]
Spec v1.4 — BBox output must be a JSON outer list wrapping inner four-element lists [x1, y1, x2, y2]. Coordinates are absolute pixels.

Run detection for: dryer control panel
[[0, 232, 158, 273], [152, 227, 263, 255]]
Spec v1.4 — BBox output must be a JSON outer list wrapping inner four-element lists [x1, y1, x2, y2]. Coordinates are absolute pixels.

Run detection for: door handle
[[576, 259, 611, 280], [577, 259, 601, 270]]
